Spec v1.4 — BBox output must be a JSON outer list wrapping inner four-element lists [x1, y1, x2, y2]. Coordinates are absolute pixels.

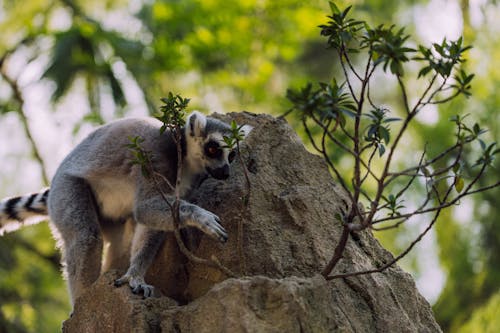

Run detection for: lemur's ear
[[240, 124, 253, 138], [186, 111, 207, 137]]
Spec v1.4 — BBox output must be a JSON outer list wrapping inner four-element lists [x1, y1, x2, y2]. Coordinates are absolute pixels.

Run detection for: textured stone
[[63, 112, 441, 332]]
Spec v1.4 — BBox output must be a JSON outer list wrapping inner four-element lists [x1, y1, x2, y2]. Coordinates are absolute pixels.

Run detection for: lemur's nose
[[209, 164, 230, 180], [221, 164, 230, 179]]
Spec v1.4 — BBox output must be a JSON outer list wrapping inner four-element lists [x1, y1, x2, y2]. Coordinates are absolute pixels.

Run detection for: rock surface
[[63, 113, 441, 332]]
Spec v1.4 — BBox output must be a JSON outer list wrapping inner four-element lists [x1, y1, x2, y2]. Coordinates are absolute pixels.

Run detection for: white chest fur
[[89, 177, 135, 219]]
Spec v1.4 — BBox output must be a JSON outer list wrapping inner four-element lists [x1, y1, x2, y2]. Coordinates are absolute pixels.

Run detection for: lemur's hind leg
[[48, 175, 103, 306], [101, 217, 135, 272], [114, 224, 166, 297]]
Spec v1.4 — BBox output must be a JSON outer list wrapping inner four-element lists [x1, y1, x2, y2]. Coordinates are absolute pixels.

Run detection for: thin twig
[[147, 125, 236, 278], [359, 146, 378, 184], [373, 167, 495, 225], [326, 205, 443, 280], [423, 76, 449, 106], [318, 122, 355, 203], [320, 52, 378, 278], [385, 143, 461, 184], [329, 167, 464, 279], [236, 139, 250, 275], [393, 148, 427, 198], [321, 224, 351, 277], [0, 57, 50, 185], [375, 190, 433, 228], [173, 127, 236, 277], [342, 47, 363, 81], [411, 73, 438, 113], [338, 49, 359, 105], [311, 114, 355, 156], [310, 113, 381, 183], [397, 75, 411, 114], [428, 90, 462, 105]]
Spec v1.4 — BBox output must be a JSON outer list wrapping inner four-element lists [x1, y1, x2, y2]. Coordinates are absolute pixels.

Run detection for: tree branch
[[0, 56, 50, 185], [326, 205, 443, 280]]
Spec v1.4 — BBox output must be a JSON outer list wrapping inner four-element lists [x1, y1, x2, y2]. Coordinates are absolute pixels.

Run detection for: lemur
[[0, 111, 250, 306]]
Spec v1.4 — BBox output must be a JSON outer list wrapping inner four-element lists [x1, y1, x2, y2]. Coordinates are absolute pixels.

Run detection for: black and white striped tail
[[0, 188, 50, 235]]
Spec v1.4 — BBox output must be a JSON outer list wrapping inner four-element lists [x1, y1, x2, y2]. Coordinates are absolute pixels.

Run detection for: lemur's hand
[[181, 204, 228, 243]]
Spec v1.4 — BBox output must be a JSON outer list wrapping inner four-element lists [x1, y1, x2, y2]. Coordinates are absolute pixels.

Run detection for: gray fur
[[0, 112, 250, 307]]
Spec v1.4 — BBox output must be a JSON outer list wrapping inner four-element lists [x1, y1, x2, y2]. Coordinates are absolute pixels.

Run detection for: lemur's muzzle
[[207, 164, 230, 180]]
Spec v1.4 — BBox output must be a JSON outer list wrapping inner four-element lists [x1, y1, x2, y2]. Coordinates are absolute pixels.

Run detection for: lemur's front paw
[[114, 273, 156, 298], [185, 206, 228, 243]]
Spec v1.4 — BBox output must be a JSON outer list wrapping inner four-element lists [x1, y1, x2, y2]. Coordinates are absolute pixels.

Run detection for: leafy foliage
[[43, 23, 131, 108], [363, 108, 400, 156], [458, 291, 500, 333], [415, 38, 472, 79], [319, 4, 363, 51], [127, 93, 191, 178], [287, 2, 498, 285], [126, 136, 151, 178], [222, 120, 248, 150], [286, 79, 357, 123], [156, 93, 190, 134]]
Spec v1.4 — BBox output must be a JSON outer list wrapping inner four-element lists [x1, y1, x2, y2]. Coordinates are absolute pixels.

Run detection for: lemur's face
[[202, 133, 236, 180], [185, 111, 247, 180]]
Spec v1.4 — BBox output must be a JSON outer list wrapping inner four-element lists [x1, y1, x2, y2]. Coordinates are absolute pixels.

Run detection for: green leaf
[[454, 176, 464, 193], [379, 126, 390, 144], [473, 123, 481, 134], [479, 139, 486, 150], [378, 144, 386, 156], [418, 66, 432, 78], [383, 117, 402, 123], [341, 5, 353, 19], [367, 125, 377, 138], [339, 108, 357, 119], [329, 1, 341, 15], [334, 212, 345, 222], [485, 142, 497, 155]]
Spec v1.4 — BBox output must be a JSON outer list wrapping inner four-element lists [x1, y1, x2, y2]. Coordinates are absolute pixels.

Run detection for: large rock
[[63, 113, 441, 332]]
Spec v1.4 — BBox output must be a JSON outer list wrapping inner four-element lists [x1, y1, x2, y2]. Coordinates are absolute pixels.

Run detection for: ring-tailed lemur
[[0, 111, 250, 306]]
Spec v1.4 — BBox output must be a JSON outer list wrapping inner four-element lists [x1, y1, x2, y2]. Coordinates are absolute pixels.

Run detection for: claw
[[186, 206, 230, 243], [115, 273, 156, 298], [114, 277, 126, 287], [132, 284, 155, 298], [143, 286, 153, 298]]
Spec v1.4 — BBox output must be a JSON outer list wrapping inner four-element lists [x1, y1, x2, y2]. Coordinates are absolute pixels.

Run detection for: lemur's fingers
[[199, 215, 228, 243], [186, 208, 228, 243], [114, 276, 127, 287], [132, 284, 155, 298], [208, 219, 228, 243]]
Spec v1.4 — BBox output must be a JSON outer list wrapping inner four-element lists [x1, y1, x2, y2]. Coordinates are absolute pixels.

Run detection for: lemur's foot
[[114, 273, 156, 298]]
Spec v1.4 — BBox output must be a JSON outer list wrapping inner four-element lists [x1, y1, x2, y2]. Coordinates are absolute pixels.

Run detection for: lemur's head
[[184, 111, 251, 180]]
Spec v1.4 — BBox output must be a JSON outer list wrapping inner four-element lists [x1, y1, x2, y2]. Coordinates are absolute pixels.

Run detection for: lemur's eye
[[228, 150, 236, 163], [205, 141, 222, 159], [208, 146, 218, 155]]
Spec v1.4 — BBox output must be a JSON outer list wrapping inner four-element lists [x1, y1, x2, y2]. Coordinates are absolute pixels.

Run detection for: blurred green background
[[0, 0, 498, 332]]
